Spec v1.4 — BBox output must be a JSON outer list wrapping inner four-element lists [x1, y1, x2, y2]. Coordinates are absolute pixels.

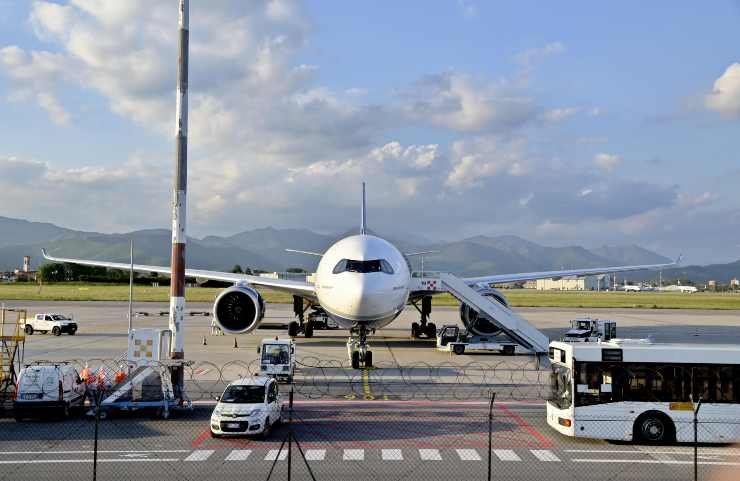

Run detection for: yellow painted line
[[362, 368, 374, 400]]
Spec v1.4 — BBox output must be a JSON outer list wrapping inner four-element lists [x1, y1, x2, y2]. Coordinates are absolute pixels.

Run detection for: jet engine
[[213, 285, 265, 334], [459, 286, 509, 336]]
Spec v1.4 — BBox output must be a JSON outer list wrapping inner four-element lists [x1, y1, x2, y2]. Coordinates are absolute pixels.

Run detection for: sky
[[1, 1, 739, 264]]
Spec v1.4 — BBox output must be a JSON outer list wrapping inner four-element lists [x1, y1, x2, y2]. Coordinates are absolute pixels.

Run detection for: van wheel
[[52, 327, 61, 336], [634, 412, 675, 443], [24, 325, 33, 335], [453, 344, 465, 355], [14, 415, 23, 422], [68, 329, 76, 336]]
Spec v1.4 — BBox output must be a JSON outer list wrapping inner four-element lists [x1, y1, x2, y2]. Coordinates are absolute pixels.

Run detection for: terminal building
[[534, 276, 599, 291]]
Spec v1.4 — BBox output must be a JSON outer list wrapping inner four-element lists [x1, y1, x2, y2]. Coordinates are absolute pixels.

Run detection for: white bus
[[547, 340, 740, 443]]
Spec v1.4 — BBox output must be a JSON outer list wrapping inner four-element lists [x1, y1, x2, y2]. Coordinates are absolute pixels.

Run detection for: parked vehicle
[[210, 376, 283, 438], [25, 313, 77, 336], [258, 338, 295, 383], [14, 362, 86, 421]]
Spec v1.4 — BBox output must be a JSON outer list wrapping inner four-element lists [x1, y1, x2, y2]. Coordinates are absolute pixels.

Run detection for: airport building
[[535, 276, 598, 291]]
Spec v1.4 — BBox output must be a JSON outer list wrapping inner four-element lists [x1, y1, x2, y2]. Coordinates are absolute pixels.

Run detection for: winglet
[[360, 182, 367, 235], [675, 254, 683, 265], [41, 248, 50, 260]]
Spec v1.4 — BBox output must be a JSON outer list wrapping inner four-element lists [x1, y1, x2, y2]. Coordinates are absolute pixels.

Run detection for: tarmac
[[1, 300, 739, 481]]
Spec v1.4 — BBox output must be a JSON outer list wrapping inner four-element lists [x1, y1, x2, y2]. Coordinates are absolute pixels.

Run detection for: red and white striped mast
[[169, 0, 189, 390]]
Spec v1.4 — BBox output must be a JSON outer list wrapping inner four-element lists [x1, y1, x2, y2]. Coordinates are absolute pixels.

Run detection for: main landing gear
[[410, 296, 436, 339], [288, 295, 315, 338], [347, 324, 373, 369]]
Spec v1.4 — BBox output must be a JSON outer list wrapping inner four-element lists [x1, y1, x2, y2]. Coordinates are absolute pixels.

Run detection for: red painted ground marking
[[191, 428, 211, 448], [496, 403, 552, 449]]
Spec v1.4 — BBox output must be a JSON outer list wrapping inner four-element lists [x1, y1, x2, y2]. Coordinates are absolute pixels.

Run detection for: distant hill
[[3, 215, 732, 282]]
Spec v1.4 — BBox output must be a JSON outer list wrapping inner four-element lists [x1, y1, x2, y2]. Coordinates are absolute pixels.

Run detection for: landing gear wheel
[[52, 326, 61, 336], [411, 322, 420, 338], [425, 322, 437, 338], [364, 350, 373, 368], [24, 325, 33, 335], [351, 350, 360, 369], [452, 344, 465, 355], [304, 321, 314, 338], [288, 321, 299, 337]]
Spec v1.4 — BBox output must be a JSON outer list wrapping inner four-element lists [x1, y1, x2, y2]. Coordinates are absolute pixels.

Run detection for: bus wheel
[[635, 412, 674, 443]]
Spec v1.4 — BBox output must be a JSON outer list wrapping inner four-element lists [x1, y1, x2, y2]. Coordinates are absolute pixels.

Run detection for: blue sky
[[1, 1, 739, 264]]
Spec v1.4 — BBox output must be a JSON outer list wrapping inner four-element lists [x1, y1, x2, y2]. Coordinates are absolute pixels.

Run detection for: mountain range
[[0, 216, 736, 283]]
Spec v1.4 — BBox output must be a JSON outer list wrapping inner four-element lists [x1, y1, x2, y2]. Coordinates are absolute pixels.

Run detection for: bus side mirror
[[256, 347, 260, 353]]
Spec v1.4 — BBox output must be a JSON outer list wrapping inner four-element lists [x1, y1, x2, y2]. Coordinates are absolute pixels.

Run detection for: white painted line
[[343, 449, 364, 461], [566, 448, 740, 456], [225, 450, 251, 461], [184, 450, 214, 462], [572, 459, 740, 466], [0, 459, 180, 465], [265, 450, 288, 461], [493, 449, 521, 461], [304, 449, 325, 461], [0, 450, 189, 455], [382, 449, 403, 461], [531, 450, 560, 462], [456, 449, 481, 461], [419, 449, 442, 461]]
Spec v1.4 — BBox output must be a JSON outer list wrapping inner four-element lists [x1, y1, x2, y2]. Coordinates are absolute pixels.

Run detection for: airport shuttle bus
[[547, 340, 740, 443]]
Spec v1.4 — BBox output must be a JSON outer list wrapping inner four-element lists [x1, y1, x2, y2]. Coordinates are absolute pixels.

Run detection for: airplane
[[42, 183, 681, 369]]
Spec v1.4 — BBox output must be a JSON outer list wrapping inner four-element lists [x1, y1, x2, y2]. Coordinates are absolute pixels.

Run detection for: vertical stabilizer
[[360, 182, 367, 235]]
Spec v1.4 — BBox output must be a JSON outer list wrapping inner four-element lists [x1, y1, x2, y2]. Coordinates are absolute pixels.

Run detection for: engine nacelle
[[213, 285, 265, 334], [459, 287, 509, 336]]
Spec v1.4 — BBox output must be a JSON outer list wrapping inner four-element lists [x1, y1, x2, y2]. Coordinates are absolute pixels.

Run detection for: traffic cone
[[233, 337, 238, 348], [202, 335, 207, 346]]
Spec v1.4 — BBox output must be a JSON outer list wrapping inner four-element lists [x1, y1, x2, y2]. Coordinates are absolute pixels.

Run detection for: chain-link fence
[[1, 357, 738, 481]]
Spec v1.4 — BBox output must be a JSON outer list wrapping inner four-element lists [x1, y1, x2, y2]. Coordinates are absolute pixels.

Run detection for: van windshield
[[221, 385, 265, 404], [262, 344, 290, 365]]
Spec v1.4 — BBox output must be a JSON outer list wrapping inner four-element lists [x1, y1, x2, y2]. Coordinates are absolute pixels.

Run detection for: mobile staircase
[[438, 273, 550, 354]]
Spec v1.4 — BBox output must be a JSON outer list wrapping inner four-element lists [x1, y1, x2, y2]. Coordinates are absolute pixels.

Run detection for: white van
[[14, 363, 86, 421], [210, 376, 283, 438]]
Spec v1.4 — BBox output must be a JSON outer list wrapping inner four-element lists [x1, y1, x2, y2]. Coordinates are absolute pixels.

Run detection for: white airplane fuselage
[[314, 234, 411, 330]]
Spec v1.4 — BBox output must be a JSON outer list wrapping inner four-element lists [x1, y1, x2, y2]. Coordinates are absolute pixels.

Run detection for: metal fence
[[0, 358, 738, 481]]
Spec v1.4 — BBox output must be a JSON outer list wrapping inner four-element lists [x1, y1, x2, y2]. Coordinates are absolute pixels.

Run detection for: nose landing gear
[[348, 325, 373, 369]]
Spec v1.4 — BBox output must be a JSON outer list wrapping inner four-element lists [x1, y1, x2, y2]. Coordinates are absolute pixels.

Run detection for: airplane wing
[[41, 249, 316, 297], [461, 256, 682, 286]]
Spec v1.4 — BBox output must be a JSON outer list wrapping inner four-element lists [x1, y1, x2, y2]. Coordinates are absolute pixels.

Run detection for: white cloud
[[594, 153, 622, 172], [540, 107, 579, 123], [705, 63, 740, 117], [446, 136, 529, 189], [404, 72, 536, 132], [516, 42, 565, 68]]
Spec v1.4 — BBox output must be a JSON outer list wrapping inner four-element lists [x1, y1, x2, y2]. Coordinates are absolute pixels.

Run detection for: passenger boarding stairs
[[439, 273, 550, 353], [0, 308, 26, 411]]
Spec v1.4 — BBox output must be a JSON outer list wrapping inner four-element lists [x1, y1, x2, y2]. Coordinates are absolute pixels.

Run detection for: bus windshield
[[550, 364, 572, 409]]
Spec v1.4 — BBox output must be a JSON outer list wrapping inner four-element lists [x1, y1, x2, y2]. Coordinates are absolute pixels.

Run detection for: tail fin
[[360, 182, 367, 235]]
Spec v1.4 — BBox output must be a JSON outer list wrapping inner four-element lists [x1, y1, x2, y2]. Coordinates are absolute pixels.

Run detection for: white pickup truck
[[25, 313, 78, 336]]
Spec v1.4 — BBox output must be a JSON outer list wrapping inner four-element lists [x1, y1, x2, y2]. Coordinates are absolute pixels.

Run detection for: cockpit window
[[333, 259, 394, 274]]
